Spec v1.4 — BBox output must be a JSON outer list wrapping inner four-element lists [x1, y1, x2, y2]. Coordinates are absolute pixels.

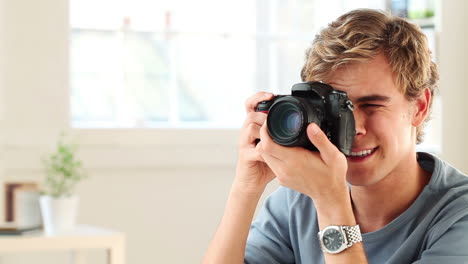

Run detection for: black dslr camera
[[256, 81, 356, 156]]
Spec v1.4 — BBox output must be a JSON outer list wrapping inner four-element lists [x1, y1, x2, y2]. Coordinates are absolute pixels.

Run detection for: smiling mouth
[[347, 147, 378, 158]]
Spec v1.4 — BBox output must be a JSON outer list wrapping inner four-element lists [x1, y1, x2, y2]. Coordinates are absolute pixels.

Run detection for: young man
[[203, 9, 468, 263]]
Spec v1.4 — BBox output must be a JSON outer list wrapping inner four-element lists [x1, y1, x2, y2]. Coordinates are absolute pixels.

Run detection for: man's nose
[[353, 110, 366, 136]]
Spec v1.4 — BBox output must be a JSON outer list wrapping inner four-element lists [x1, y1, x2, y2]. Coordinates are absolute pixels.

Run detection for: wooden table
[[0, 225, 125, 264]]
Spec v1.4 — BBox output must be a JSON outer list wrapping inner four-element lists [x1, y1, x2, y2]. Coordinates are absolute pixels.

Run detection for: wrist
[[230, 180, 266, 200], [318, 224, 362, 254], [313, 188, 356, 230]]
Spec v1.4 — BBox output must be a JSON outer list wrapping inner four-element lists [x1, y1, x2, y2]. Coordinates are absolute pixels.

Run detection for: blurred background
[[0, 0, 467, 263]]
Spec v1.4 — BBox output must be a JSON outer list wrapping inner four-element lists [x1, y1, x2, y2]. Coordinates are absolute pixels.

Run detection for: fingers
[[243, 111, 267, 128], [239, 91, 274, 148], [241, 147, 266, 163], [245, 92, 274, 113], [257, 150, 284, 174], [258, 122, 344, 167], [243, 122, 262, 147], [257, 121, 288, 157], [258, 122, 309, 161], [239, 112, 268, 147], [307, 123, 343, 165]]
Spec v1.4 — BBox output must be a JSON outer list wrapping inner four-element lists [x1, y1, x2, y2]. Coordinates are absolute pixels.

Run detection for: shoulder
[[418, 153, 468, 240], [419, 152, 468, 193]]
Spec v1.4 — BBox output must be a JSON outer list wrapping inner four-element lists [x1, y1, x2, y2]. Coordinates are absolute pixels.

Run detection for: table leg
[[107, 238, 125, 264]]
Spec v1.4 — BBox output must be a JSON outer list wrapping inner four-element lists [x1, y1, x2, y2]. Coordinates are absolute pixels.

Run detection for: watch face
[[323, 228, 344, 252]]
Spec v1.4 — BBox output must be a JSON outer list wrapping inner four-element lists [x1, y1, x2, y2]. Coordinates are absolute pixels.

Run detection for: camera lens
[[268, 101, 304, 141], [267, 96, 322, 147]]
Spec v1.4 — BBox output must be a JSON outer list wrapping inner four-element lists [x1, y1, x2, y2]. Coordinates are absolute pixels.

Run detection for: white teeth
[[349, 149, 374, 157]]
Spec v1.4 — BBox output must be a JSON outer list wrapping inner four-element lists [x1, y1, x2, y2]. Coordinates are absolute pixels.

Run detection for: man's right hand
[[202, 92, 277, 264], [234, 92, 276, 197]]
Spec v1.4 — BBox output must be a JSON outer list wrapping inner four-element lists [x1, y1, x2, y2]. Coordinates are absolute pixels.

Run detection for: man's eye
[[362, 104, 382, 108]]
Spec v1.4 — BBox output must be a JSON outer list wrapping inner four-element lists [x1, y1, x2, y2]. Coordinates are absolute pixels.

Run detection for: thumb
[[307, 123, 340, 164]]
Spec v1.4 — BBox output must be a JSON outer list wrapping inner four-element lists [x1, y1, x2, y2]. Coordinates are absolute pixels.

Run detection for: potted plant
[[39, 134, 87, 235]]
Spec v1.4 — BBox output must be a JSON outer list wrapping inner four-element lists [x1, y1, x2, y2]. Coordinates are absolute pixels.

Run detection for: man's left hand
[[257, 122, 349, 203]]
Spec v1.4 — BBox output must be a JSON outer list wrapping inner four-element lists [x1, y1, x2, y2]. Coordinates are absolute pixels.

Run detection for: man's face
[[326, 53, 418, 187]]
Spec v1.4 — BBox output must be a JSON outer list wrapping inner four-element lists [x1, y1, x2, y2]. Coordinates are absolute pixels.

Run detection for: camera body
[[256, 81, 356, 156]]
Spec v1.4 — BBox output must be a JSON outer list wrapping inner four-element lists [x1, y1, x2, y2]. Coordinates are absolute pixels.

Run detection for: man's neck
[[350, 154, 431, 233]]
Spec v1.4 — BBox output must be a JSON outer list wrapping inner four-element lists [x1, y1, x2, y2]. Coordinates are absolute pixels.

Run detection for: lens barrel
[[267, 97, 321, 147]]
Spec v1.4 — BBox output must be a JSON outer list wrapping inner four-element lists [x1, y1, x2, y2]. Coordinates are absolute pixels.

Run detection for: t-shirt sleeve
[[413, 214, 468, 263], [244, 187, 295, 264]]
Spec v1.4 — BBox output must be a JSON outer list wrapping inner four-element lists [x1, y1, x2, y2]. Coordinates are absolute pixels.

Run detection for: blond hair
[[301, 9, 439, 143]]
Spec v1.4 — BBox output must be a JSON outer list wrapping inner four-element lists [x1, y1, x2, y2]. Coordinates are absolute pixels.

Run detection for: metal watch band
[[318, 224, 362, 254], [343, 225, 362, 247]]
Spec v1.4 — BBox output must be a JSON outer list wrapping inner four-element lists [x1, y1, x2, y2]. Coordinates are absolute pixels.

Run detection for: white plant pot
[[39, 195, 79, 236]]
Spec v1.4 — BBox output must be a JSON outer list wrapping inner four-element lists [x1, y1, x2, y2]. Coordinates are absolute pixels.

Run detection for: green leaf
[[41, 133, 88, 198]]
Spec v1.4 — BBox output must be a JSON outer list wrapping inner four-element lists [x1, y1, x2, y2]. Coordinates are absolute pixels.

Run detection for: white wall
[[438, 0, 468, 172], [0, 0, 467, 263]]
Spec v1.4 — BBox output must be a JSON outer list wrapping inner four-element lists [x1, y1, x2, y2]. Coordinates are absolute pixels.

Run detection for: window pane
[[169, 0, 255, 33], [123, 32, 170, 123], [276, 39, 310, 95], [173, 34, 255, 125], [71, 30, 121, 124]]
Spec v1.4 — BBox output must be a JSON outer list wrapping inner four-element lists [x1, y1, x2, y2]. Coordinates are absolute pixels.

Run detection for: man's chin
[[346, 170, 381, 187]]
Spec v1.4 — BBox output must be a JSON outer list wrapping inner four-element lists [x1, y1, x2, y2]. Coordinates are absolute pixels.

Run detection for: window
[[70, 0, 387, 129], [71, 0, 440, 152], [71, 0, 257, 128], [71, 0, 442, 153]]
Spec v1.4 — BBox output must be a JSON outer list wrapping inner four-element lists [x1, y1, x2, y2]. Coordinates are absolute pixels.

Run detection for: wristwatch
[[318, 225, 362, 254]]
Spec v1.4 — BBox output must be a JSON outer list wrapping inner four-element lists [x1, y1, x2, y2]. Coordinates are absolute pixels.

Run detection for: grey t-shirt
[[245, 152, 468, 264]]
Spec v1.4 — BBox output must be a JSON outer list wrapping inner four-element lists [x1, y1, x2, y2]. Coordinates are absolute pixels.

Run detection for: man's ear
[[412, 88, 431, 127]]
